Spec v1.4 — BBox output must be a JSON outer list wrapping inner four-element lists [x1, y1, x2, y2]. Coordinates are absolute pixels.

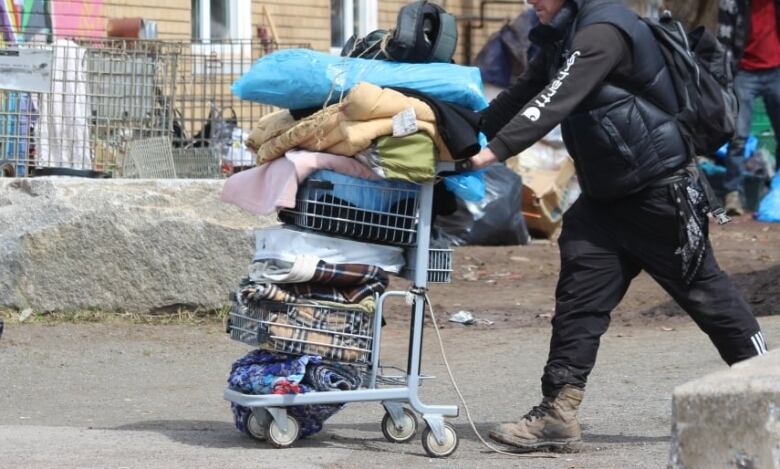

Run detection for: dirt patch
[[385, 216, 780, 328]]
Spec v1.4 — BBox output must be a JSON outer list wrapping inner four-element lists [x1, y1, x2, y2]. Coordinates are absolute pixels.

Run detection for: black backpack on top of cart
[[341, 0, 457, 63]]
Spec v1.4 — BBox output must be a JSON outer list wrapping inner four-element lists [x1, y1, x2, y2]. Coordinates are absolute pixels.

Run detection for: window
[[331, 0, 378, 53], [192, 0, 251, 40]]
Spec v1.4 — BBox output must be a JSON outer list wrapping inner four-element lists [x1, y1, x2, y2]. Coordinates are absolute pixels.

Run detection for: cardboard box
[[518, 158, 577, 238]]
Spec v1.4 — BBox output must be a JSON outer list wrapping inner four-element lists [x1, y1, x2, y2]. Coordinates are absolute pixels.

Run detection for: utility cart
[[225, 162, 462, 458]]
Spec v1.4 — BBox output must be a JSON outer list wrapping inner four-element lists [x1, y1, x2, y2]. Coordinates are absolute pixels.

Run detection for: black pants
[[542, 183, 766, 397]]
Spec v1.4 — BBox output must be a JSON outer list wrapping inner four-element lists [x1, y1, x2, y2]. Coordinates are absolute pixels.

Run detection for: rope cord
[[423, 294, 560, 459]]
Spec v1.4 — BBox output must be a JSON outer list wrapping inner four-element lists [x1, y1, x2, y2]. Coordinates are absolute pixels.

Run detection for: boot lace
[[522, 399, 553, 422]]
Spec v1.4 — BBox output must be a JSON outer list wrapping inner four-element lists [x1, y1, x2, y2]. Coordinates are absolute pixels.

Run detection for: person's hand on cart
[[468, 147, 498, 170]]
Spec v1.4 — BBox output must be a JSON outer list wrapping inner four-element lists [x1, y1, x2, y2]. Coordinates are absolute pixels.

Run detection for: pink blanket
[[221, 149, 380, 215]]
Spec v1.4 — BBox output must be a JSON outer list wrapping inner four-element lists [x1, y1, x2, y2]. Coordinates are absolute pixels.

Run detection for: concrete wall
[[670, 350, 780, 469]]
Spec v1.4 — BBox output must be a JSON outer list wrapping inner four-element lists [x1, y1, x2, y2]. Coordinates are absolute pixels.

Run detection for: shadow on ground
[[110, 419, 669, 455]]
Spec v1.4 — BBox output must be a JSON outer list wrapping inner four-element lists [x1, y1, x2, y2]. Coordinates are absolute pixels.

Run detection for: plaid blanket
[[240, 261, 388, 305], [262, 303, 373, 363], [288, 261, 388, 303], [241, 282, 297, 304]]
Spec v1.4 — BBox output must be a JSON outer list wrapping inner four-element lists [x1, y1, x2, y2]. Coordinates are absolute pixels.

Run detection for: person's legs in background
[[724, 70, 761, 215], [760, 67, 780, 173]]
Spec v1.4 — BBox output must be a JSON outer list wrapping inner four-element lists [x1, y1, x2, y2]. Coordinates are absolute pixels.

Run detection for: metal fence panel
[[0, 38, 180, 177], [170, 39, 307, 177], [0, 38, 308, 179]]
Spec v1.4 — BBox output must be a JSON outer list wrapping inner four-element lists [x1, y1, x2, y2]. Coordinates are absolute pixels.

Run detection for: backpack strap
[[690, 164, 732, 225], [428, 12, 457, 62]]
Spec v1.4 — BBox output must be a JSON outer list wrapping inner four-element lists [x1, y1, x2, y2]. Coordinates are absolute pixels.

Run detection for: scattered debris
[[448, 310, 494, 326], [661, 326, 675, 332], [510, 256, 531, 262], [461, 265, 481, 282], [537, 313, 553, 319], [18, 308, 33, 322], [449, 310, 475, 324]]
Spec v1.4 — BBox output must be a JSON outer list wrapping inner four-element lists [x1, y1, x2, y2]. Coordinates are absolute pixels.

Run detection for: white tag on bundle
[[392, 107, 418, 137]]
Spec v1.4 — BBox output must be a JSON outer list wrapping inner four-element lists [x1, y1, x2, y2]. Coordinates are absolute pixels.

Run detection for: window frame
[[330, 0, 378, 55], [192, 0, 251, 41], [191, 0, 252, 75]]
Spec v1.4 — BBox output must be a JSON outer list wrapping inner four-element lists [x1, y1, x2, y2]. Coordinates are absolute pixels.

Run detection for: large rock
[[670, 350, 780, 469], [0, 177, 275, 313]]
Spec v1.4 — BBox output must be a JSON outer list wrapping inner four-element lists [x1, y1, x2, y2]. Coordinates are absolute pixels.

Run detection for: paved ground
[[2, 314, 778, 469]]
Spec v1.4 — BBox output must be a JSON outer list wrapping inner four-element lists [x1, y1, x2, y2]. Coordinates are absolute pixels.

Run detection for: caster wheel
[[381, 408, 418, 443], [263, 413, 301, 448], [421, 422, 459, 458], [242, 409, 268, 442]]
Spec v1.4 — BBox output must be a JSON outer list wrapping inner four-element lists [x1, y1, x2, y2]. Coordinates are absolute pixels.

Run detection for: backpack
[[642, 12, 738, 156], [341, 0, 457, 63]]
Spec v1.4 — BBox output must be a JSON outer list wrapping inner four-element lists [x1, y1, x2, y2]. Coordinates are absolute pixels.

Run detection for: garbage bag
[[434, 164, 530, 246], [756, 174, 780, 223], [474, 9, 537, 87], [232, 49, 489, 111]]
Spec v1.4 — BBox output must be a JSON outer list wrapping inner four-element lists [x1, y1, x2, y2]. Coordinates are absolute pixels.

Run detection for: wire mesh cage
[[0, 38, 181, 177], [228, 299, 375, 366], [170, 39, 308, 177], [171, 147, 220, 178], [122, 136, 177, 179], [403, 247, 454, 284], [0, 38, 310, 178], [279, 173, 421, 246]]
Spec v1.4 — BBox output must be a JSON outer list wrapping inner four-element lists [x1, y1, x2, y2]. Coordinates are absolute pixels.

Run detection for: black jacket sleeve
[[479, 52, 550, 140], [482, 24, 630, 161]]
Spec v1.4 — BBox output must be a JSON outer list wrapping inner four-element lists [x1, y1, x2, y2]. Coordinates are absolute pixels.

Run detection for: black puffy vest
[[547, 0, 691, 200]]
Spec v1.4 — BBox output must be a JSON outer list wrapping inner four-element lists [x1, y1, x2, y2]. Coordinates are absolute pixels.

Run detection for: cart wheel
[[241, 409, 268, 442], [381, 408, 418, 443], [421, 422, 459, 458], [264, 413, 301, 448]]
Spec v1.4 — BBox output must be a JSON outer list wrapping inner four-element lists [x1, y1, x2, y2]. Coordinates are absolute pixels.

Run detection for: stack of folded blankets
[[226, 223, 408, 438], [221, 81, 483, 218]]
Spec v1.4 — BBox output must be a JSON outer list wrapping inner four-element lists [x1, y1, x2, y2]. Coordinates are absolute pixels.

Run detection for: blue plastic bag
[[443, 169, 486, 202], [756, 174, 780, 222], [232, 49, 489, 111], [442, 133, 488, 202], [715, 134, 758, 160]]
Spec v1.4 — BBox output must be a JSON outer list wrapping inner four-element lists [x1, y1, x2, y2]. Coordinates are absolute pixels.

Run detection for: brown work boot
[[489, 384, 583, 450], [724, 191, 744, 216]]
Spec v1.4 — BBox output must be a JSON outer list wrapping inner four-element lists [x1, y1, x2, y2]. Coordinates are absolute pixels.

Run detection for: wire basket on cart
[[228, 299, 375, 366], [279, 170, 420, 246], [403, 247, 454, 284]]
